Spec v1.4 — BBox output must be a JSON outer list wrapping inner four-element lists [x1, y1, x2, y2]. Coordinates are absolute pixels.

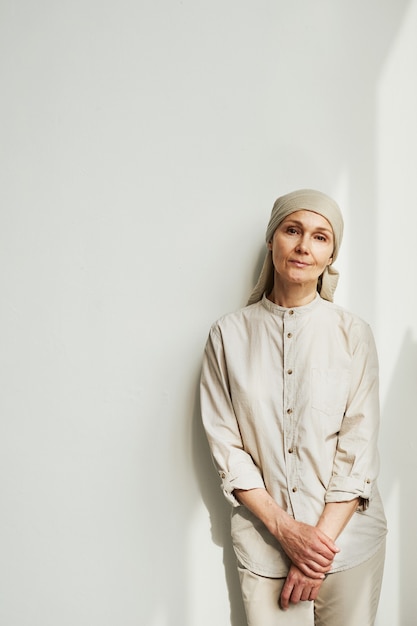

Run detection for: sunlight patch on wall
[[376, 0, 417, 402]]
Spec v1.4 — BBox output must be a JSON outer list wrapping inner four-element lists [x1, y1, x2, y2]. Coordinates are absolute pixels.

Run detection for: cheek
[[314, 243, 333, 265], [271, 245, 288, 264]]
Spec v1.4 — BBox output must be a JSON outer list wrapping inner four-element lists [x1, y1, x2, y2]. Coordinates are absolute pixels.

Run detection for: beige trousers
[[238, 541, 385, 626]]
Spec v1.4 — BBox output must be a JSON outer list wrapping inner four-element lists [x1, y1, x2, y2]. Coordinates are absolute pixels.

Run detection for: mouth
[[289, 260, 310, 268]]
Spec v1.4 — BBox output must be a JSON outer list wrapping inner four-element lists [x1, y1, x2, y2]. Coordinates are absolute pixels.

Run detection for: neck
[[267, 280, 318, 308]]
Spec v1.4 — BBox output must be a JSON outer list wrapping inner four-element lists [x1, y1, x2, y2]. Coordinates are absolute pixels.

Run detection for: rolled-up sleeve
[[200, 325, 265, 506], [325, 323, 380, 509]]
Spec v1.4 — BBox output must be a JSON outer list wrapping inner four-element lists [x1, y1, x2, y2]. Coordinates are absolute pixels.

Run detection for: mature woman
[[200, 189, 387, 626]]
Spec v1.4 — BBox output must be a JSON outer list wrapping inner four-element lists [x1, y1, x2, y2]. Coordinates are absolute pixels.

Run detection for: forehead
[[280, 209, 333, 232]]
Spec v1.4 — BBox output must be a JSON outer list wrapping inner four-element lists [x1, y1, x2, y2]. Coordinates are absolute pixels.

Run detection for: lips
[[289, 260, 310, 268]]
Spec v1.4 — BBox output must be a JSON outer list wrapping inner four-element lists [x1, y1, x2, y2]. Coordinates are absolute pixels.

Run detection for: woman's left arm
[[316, 499, 360, 541], [325, 321, 381, 508]]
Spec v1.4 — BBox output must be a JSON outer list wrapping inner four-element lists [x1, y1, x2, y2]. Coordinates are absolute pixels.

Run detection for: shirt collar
[[260, 292, 322, 316]]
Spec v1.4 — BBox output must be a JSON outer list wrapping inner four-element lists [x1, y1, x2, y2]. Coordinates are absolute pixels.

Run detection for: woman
[[200, 189, 387, 626]]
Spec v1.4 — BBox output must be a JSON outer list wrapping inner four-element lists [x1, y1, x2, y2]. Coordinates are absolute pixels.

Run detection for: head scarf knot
[[247, 189, 344, 305]]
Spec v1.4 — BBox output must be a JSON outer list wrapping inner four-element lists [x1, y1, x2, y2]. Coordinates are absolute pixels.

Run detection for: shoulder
[[212, 301, 264, 326], [208, 301, 265, 339], [317, 298, 375, 345]]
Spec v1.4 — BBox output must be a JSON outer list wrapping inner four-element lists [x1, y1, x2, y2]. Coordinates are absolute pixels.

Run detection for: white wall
[[1, 1, 416, 625]]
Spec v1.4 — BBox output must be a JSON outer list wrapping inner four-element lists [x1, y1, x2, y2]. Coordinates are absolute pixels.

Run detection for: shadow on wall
[[192, 389, 248, 626], [379, 329, 417, 626]]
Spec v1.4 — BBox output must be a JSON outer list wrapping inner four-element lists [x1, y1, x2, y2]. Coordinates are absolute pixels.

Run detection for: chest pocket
[[311, 368, 351, 417]]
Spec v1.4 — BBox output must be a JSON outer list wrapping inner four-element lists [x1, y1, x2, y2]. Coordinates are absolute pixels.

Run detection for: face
[[268, 210, 334, 290]]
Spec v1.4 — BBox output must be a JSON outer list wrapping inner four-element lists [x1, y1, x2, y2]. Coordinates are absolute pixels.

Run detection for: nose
[[295, 234, 310, 253]]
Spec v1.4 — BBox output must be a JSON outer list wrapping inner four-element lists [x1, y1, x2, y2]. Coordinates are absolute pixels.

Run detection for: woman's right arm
[[234, 488, 338, 578]]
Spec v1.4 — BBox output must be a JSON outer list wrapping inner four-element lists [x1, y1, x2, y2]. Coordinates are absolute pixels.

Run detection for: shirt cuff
[[325, 474, 373, 507], [219, 466, 266, 507]]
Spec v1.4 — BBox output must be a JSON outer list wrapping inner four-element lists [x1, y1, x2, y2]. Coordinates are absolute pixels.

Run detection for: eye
[[286, 226, 299, 235], [315, 233, 328, 242]]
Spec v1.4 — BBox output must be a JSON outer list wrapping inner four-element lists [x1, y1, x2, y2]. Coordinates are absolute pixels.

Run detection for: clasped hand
[[276, 519, 339, 610], [277, 519, 338, 578], [280, 564, 323, 610]]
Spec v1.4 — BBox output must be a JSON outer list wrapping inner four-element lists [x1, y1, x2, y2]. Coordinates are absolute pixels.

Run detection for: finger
[[317, 542, 339, 557], [298, 541, 336, 566], [280, 581, 294, 611], [312, 544, 338, 561], [297, 562, 326, 579], [305, 558, 333, 574], [309, 585, 321, 602], [300, 587, 312, 602], [317, 547, 339, 561], [317, 534, 340, 554], [289, 585, 303, 605], [304, 554, 333, 573]]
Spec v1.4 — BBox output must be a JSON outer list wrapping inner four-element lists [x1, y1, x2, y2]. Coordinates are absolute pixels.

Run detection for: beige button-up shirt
[[201, 294, 387, 577]]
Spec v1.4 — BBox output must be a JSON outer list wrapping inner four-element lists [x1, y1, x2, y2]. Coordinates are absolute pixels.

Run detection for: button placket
[[282, 310, 297, 502]]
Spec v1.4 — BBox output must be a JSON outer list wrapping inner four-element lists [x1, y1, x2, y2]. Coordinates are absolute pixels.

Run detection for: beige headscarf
[[247, 189, 344, 305]]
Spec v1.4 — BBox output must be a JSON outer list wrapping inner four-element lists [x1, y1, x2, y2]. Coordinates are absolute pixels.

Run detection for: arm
[[200, 326, 266, 505], [234, 488, 339, 578], [316, 499, 359, 540], [280, 498, 359, 609], [325, 323, 380, 507]]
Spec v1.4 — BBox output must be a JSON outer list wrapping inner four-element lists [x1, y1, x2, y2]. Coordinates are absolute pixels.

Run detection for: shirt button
[[287, 369, 293, 375], [220, 472, 226, 478], [366, 478, 371, 484], [288, 447, 294, 453], [292, 487, 298, 493], [286, 408, 293, 414], [289, 309, 294, 315], [287, 332, 293, 338]]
